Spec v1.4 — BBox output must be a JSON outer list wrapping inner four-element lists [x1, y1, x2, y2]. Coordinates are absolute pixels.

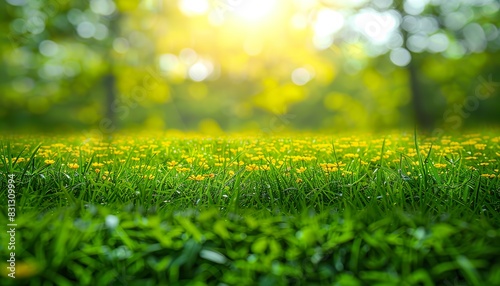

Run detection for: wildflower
[[188, 174, 205, 181], [92, 162, 104, 168], [260, 165, 270, 171], [344, 153, 359, 159], [68, 163, 79, 169], [167, 161, 178, 167], [433, 163, 447, 169], [246, 164, 259, 171], [342, 171, 353, 176], [480, 174, 496, 179], [296, 178, 303, 183], [176, 167, 190, 173], [320, 162, 345, 172], [296, 167, 307, 174], [475, 144, 486, 150], [44, 159, 55, 165]]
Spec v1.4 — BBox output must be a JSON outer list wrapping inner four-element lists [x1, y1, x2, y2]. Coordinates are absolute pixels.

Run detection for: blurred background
[[1, 0, 499, 135]]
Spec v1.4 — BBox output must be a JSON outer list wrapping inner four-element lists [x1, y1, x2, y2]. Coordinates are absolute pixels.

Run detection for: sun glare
[[233, 0, 278, 22], [179, 0, 209, 16]]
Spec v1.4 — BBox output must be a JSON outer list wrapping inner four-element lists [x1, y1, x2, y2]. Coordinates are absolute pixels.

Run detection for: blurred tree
[[0, 0, 499, 132], [336, 0, 500, 129]]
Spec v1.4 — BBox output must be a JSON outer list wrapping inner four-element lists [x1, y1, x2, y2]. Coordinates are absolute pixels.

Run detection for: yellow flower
[[319, 162, 344, 172], [143, 174, 155, 180], [296, 178, 303, 183], [342, 171, 353, 176], [433, 163, 447, 169], [474, 144, 486, 150], [188, 174, 205, 181], [68, 163, 79, 169], [260, 165, 270, 171], [44, 159, 55, 165], [296, 167, 307, 174], [245, 164, 259, 171], [176, 167, 190, 173], [92, 162, 104, 168], [480, 174, 496, 179], [167, 161, 178, 167]]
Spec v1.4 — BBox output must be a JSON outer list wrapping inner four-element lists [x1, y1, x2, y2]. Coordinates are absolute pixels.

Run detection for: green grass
[[0, 131, 499, 285]]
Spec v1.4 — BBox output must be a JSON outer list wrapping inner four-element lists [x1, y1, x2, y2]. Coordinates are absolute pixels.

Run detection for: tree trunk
[[103, 73, 116, 124], [407, 60, 432, 130]]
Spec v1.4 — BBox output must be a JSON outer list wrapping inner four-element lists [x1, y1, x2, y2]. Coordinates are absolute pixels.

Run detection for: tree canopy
[[1, 0, 499, 133]]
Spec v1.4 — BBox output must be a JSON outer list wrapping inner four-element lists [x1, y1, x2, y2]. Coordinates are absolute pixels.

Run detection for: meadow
[[1, 130, 500, 285]]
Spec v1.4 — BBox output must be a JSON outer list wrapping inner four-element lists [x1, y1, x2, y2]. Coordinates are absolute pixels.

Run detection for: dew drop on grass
[[200, 249, 227, 264], [105, 214, 119, 229]]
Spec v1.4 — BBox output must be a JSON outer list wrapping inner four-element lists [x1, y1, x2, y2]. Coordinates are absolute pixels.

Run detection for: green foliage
[[1, 206, 499, 285], [0, 131, 499, 284]]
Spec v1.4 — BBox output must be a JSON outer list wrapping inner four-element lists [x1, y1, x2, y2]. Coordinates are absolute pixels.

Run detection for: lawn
[[1, 130, 499, 285]]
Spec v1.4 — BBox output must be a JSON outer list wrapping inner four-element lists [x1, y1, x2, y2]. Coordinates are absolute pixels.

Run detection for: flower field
[[1, 131, 500, 285]]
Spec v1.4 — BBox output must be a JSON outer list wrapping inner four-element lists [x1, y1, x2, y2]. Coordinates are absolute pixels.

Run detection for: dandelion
[[260, 165, 270, 171], [68, 163, 79, 169], [188, 174, 205, 181], [342, 171, 353, 176], [167, 161, 178, 167], [176, 167, 190, 173], [433, 163, 447, 169], [143, 174, 155, 180], [475, 144, 487, 150], [480, 174, 496, 179], [296, 167, 307, 174], [245, 164, 259, 171]]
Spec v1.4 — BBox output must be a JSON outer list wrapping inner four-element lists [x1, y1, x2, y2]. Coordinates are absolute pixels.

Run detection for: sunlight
[[179, 0, 209, 16], [233, 0, 278, 22]]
